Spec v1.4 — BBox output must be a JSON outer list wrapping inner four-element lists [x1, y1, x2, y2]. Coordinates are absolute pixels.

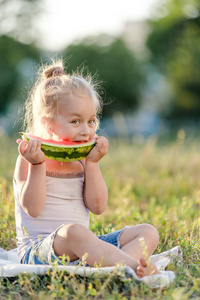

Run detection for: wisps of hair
[[23, 58, 103, 135]]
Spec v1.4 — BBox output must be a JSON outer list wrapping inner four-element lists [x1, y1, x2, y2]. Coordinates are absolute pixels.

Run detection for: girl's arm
[[15, 139, 46, 218], [83, 136, 109, 215]]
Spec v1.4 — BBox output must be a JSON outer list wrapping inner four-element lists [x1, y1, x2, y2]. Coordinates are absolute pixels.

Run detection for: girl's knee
[[59, 223, 88, 241], [54, 224, 87, 259], [142, 223, 159, 246]]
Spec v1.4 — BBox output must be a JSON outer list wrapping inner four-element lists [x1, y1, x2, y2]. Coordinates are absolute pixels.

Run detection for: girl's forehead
[[58, 94, 97, 115], [59, 93, 97, 108]]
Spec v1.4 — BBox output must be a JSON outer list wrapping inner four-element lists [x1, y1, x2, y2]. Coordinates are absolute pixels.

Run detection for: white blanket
[[0, 246, 182, 289]]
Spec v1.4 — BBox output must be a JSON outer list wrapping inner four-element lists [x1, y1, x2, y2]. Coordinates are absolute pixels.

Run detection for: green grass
[[0, 135, 200, 299]]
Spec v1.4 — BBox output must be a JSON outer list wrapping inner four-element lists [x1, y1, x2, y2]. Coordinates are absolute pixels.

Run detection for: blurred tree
[[146, 0, 200, 119], [0, 35, 40, 113], [0, 0, 42, 120], [0, 0, 42, 44], [63, 35, 144, 116]]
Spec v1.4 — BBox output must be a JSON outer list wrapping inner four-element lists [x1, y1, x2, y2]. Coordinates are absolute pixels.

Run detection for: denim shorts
[[20, 226, 127, 265]]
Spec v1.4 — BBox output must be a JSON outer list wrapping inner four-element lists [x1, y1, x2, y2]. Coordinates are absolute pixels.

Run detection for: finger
[[16, 139, 23, 144], [102, 138, 109, 150], [36, 140, 42, 149], [18, 140, 28, 155], [25, 140, 34, 153], [96, 136, 106, 142], [96, 136, 108, 149], [29, 140, 39, 153], [96, 137, 108, 148], [95, 138, 103, 149], [35, 140, 43, 155], [26, 139, 40, 153]]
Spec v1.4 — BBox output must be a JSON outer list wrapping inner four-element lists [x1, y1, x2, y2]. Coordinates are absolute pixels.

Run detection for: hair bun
[[43, 66, 65, 79]]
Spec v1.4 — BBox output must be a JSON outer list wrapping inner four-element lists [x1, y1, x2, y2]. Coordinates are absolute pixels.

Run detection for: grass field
[[0, 134, 200, 299]]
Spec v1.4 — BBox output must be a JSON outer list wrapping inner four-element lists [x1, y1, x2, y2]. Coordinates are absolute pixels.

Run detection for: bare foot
[[136, 257, 161, 278]]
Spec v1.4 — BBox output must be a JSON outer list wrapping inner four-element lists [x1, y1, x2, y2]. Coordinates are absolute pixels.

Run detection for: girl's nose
[[80, 123, 90, 136]]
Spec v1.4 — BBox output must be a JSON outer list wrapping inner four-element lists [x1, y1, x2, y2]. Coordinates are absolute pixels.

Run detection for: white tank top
[[14, 163, 90, 260]]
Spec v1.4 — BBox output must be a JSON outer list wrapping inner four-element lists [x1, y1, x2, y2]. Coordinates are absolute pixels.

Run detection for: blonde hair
[[24, 60, 102, 136]]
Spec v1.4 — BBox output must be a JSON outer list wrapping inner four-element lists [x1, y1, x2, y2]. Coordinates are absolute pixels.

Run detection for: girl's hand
[[86, 136, 108, 163], [17, 139, 45, 165]]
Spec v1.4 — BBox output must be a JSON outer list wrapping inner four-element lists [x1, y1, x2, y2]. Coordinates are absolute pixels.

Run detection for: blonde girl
[[14, 60, 160, 278]]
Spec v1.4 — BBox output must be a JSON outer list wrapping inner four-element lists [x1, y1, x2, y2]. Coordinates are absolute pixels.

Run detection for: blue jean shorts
[[20, 226, 127, 265]]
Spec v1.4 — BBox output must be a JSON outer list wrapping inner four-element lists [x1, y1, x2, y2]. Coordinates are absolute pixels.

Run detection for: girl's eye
[[88, 120, 96, 125], [71, 120, 80, 124]]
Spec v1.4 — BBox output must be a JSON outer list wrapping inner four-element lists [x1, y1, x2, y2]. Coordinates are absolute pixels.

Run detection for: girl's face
[[51, 94, 97, 142]]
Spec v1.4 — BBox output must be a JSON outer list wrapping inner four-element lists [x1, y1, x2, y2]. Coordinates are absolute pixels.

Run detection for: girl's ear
[[41, 116, 54, 126], [41, 116, 54, 135]]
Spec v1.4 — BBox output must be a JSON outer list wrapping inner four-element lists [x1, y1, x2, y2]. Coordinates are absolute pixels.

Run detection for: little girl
[[14, 60, 160, 278]]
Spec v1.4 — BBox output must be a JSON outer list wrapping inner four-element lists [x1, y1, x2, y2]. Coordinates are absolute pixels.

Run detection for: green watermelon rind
[[20, 132, 96, 162], [41, 144, 95, 162]]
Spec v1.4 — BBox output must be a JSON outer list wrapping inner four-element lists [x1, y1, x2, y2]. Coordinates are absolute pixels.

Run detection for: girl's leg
[[119, 224, 159, 259], [53, 224, 141, 271]]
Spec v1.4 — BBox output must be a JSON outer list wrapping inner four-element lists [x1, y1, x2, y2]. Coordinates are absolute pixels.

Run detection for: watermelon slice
[[20, 132, 96, 162]]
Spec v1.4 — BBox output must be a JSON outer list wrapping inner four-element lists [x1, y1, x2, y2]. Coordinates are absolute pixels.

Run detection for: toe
[[138, 257, 148, 267]]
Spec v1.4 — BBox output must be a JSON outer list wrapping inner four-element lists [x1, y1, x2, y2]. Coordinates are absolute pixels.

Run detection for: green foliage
[[0, 0, 41, 121], [147, 0, 200, 119], [1, 134, 200, 298], [0, 35, 40, 113], [63, 35, 144, 116]]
